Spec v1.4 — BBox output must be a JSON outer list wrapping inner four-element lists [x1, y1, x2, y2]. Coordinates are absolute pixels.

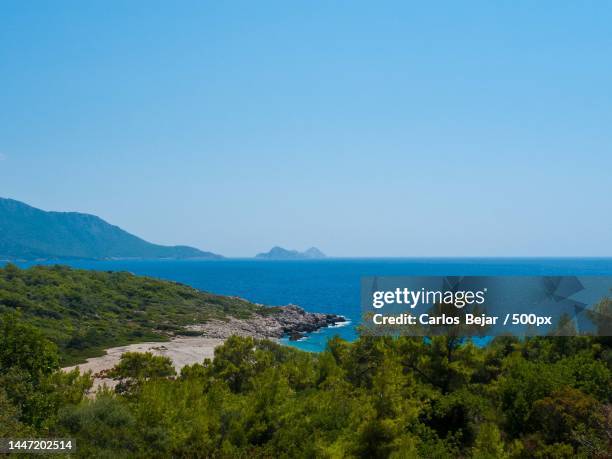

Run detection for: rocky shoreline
[[65, 305, 346, 393], [185, 305, 346, 341]]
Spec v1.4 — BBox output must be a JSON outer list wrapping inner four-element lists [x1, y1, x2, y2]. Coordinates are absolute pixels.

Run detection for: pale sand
[[63, 337, 225, 392]]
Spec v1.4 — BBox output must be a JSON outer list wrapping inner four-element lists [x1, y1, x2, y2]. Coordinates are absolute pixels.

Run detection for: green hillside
[[0, 198, 222, 260], [0, 264, 260, 364]]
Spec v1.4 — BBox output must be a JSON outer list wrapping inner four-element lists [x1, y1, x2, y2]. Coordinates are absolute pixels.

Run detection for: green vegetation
[[2, 321, 610, 457], [0, 313, 91, 434], [1, 265, 610, 457], [0, 264, 263, 364]]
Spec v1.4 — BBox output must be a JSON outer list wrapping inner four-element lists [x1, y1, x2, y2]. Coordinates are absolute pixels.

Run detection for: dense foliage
[[2, 313, 610, 458], [1, 265, 610, 457], [0, 264, 263, 364]]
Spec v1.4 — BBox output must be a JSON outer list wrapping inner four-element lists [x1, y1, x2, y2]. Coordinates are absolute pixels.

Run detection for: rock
[[255, 247, 326, 260], [184, 304, 345, 340]]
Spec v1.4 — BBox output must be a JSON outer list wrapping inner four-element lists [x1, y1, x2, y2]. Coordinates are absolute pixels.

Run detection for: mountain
[[0, 198, 222, 260], [255, 246, 326, 260]]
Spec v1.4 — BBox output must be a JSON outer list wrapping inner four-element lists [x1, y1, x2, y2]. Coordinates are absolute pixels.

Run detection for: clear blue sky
[[1, 1, 611, 257]]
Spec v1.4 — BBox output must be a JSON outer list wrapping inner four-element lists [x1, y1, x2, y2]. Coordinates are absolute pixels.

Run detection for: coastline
[[63, 305, 345, 392]]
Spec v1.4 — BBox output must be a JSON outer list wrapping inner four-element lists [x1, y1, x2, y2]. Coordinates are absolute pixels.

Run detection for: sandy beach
[[61, 306, 345, 392], [63, 336, 226, 391]]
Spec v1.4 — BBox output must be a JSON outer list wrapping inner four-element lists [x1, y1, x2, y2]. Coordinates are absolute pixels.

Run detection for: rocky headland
[[186, 304, 346, 341]]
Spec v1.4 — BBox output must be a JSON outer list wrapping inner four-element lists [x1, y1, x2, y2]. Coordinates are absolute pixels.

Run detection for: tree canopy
[[1, 265, 610, 457]]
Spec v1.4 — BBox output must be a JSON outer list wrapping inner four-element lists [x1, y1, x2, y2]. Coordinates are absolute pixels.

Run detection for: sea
[[11, 258, 612, 352]]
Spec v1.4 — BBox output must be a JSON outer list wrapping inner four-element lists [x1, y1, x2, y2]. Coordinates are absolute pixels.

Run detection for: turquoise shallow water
[[12, 258, 612, 352]]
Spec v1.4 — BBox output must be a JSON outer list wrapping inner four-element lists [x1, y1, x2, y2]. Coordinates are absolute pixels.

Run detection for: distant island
[[0, 197, 222, 260], [256, 246, 326, 260]]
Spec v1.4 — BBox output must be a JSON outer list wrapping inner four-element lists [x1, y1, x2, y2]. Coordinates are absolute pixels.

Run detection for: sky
[[1, 1, 611, 257]]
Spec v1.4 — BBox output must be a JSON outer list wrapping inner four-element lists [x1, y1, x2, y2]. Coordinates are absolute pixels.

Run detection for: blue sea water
[[12, 258, 612, 352]]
